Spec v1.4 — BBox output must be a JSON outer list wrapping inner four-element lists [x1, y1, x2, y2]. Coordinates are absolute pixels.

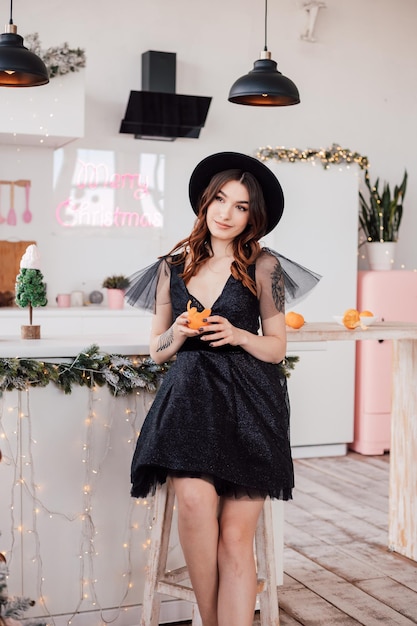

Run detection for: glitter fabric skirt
[[130, 343, 294, 500]]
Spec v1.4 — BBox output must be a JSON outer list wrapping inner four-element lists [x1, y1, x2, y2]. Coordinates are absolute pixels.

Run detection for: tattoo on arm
[[156, 327, 174, 352], [271, 261, 285, 313]]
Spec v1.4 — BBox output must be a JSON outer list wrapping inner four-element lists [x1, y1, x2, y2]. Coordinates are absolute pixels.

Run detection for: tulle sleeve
[[125, 258, 171, 312], [257, 248, 322, 318]]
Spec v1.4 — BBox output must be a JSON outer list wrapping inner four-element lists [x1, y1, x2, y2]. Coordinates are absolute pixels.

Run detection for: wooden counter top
[[286, 321, 417, 342]]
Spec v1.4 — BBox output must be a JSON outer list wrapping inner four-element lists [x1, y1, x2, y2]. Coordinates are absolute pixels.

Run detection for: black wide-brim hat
[[188, 151, 284, 235]]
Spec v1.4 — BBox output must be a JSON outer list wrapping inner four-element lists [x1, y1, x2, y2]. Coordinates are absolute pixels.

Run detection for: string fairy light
[[0, 374, 165, 626], [257, 143, 369, 171], [0, 345, 239, 624]]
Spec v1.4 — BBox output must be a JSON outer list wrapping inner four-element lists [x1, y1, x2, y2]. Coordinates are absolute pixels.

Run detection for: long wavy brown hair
[[166, 169, 268, 295]]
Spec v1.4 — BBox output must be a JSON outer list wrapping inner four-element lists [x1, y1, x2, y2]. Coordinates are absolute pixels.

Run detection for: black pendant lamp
[[0, 0, 49, 87], [228, 0, 300, 106]]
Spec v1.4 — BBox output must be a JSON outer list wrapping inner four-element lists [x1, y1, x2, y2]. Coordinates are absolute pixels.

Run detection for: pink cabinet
[[351, 270, 417, 454]]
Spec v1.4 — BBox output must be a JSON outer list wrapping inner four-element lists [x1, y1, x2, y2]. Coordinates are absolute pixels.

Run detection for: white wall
[[1, 0, 417, 302]]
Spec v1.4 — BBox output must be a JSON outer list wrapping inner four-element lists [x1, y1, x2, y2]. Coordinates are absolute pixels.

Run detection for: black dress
[[127, 248, 320, 501]]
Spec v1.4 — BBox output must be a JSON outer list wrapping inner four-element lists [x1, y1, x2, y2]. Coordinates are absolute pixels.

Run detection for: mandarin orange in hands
[[285, 311, 305, 329], [343, 308, 360, 330], [186, 300, 211, 330]]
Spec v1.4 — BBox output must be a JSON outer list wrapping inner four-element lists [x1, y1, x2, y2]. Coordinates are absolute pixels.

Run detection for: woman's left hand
[[199, 315, 244, 348]]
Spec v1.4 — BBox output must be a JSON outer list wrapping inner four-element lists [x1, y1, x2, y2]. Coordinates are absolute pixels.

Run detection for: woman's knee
[[172, 477, 218, 520], [218, 519, 254, 563], [217, 501, 263, 562]]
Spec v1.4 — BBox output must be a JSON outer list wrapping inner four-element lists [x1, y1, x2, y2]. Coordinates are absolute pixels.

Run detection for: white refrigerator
[[264, 161, 359, 457]]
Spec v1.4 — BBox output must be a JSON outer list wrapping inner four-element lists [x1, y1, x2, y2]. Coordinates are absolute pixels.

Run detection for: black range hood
[[120, 51, 212, 141]]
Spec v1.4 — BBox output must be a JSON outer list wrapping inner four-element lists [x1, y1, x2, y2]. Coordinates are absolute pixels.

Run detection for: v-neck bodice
[[170, 262, 260, 336], [185, 273, 233, 312]]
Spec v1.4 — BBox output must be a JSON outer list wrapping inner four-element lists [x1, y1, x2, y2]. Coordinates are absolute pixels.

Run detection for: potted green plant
[[102, 275, 130, 309], [359, 169, 407, 270]]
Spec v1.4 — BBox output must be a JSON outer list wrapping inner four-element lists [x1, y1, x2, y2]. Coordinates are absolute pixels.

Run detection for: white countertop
[[0, 333, 150, 358], [0, 305, 150, 318], [2, 322, 417, 359]]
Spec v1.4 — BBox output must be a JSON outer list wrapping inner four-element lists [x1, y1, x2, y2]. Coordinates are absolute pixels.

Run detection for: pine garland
[[0, 559, 46, 626], [0, 345, 170, 397], [25, 33, 86, 79], [281, 355, 299, 377], [0, 346, 298, 397]]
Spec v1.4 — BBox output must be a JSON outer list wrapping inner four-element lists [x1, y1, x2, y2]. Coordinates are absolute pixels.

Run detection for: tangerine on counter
[[285, 311, 305, 329], [186, 300, 212, 330], [343, 308, 360, 330]]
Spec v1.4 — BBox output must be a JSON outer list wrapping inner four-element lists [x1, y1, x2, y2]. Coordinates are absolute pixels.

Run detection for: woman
[[126, 152, 320, 626]]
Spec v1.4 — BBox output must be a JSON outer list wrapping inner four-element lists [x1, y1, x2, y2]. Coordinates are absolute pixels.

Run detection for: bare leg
[[217, 497, 264, 626], [172, 477, 220, 626]]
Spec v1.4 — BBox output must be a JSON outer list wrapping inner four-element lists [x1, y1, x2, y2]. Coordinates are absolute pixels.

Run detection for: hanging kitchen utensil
[[22, 182, 32, 223], [7, 182, 17, 226], [0, 184, 6, 224]]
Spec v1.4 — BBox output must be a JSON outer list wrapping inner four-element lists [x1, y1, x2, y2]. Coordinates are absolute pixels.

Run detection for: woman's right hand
[[174, 310, 204, 339], [151, 308, 202, 363]]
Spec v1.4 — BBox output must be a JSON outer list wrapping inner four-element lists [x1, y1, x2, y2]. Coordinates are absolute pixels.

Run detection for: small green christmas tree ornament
[[15, 245, 47, 340]]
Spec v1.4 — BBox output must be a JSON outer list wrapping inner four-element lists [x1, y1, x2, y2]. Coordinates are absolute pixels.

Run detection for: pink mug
[[57, 293, 71, 307]]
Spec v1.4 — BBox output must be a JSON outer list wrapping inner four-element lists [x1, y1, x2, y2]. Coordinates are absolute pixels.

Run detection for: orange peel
[[343, 308, 360, 330], [186, 299, 211, 330]]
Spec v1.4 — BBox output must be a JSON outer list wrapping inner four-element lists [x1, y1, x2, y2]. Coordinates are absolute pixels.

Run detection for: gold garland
[[257, 143, 369, 171]]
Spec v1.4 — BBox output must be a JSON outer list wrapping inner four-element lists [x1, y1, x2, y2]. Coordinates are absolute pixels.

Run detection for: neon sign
[[75, 160, 149, 200], [54, 153, 164, 230], [55, 198, 162, 228]]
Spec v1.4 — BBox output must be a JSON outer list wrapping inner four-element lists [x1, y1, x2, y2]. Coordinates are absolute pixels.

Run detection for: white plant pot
[[366, 241, 397, 271]]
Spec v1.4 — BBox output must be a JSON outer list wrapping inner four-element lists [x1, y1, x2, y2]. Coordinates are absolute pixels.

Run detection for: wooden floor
[[179, 452, 417, 625], [273, 452, 417, 625]]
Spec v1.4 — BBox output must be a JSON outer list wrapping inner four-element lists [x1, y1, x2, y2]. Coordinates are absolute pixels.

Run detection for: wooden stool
[[140, 480, 280, 626]]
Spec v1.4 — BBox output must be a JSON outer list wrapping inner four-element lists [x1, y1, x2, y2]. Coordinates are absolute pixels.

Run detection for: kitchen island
[[1, 321, 416, 626]]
